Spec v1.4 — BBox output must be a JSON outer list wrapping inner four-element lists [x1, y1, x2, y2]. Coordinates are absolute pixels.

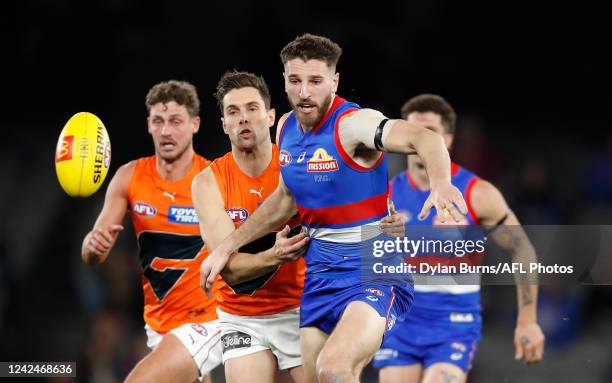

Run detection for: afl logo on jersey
[[307, 148, 339, 172], [133, 201, 157, 217], [227, 207, 249, 223], [279, 150, 292, 166]]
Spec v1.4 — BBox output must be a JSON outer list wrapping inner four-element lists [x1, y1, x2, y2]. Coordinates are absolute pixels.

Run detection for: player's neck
[[232, 140, 273, 178], [156, 148, 194, 182]]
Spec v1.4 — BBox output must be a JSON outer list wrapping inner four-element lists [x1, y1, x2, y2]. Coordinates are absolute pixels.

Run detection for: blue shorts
[[373, 306, 481, 372], [299, 273, 414, 335]]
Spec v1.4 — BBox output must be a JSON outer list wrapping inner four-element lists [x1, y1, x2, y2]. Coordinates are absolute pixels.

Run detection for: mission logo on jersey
[[307, 148, 339, 172]]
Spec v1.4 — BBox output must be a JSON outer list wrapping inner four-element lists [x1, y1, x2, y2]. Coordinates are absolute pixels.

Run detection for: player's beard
[[290, 93, 333, 130]]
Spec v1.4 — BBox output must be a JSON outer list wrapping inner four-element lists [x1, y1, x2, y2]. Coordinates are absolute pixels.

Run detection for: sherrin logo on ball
[[55, 112, 111, 197]]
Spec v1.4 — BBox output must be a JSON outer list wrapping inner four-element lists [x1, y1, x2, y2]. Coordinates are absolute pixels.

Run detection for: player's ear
[[267, 108, 276, 128], [332, 72, 339, 93], [192, 116, 201, 134], [221, 117, 229, 135], [283, 72, 288, 92], [146, 116, 153, 134], [444, 133, 454, 150]]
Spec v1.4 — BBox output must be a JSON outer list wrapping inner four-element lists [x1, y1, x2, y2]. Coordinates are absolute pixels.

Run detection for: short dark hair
[[145, 80, 200, 117], [280, 33, 342, 71], [401, 94, 457, 134], [214, 70, 271, 113]]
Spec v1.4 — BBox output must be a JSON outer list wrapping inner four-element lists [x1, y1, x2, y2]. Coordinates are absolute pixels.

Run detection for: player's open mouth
[[161, 142, 176, 150], [239, 129, 253, 138], [298, 104, 316, 113]]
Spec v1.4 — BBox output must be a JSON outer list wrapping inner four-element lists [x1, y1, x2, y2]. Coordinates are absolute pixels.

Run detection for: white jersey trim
[[306, 221, 383, 243]]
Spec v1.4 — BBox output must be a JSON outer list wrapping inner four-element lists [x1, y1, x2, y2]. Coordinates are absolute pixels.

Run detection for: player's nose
[[299, 83, 311, 99], [160, 123, 171, 136], [239, 111, 249, 124]]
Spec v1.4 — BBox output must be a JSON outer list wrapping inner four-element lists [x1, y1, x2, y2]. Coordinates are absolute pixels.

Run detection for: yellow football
[[55, 112, 111, 197]]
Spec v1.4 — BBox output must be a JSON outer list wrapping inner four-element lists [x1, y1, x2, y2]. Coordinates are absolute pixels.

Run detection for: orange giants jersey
[[127, 154, 217, 333], [209, 145, 305, 316]]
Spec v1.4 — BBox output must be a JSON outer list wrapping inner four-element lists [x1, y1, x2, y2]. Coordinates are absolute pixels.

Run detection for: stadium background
[[1, 1, 611, 382]]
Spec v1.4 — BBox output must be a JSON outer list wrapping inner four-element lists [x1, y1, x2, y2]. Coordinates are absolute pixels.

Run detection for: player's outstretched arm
[[81, 162, 132, 265], [339, 109, 467, 222], [221, 225, 309, 285], [192, 168, 300, 289], [471, 179, 545, 365]]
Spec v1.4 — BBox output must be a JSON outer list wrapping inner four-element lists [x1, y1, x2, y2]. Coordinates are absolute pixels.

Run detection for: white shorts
[[217, 308, 302, 370], [145, 320, 223, 380]]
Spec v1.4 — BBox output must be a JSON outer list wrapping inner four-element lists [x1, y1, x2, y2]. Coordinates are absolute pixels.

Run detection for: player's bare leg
[[125, 333, 201, 383], [300, 327, 328, 383], [421, 363, 466, 383], [379, 364, 423, 383], [224, 349, 277, 383], [287, 365, 305, 383], [316, 301, 387, 383]]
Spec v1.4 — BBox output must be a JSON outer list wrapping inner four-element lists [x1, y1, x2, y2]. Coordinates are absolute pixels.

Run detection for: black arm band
[[374, 118, 389, 151], [485, 212, 510, 234]]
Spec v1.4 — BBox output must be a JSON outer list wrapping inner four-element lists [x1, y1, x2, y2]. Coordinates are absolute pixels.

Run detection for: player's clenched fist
[[379, 200, 407, 237], [515, 321, 545, 365], [82, 224, 124, 265]]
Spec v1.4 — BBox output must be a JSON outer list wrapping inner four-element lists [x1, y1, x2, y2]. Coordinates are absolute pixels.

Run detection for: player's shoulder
[[337, 108, 386, 132], [114, 159, 139, 181], [470, 178, 500, 198], [275, 112, 293, 143], [209, 151, 233, 172], [341, 108, 384, 121], [194, 153, 212, 169], [390, 170, 408, 184], [192, 164, 216, 190], [470, 178, 507, 220]]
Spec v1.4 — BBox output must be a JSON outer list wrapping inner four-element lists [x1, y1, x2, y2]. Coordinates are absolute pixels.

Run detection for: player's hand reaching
[[83, 224, 124, 264], [514, 321, 545, 365], [270, 225, 310, 265], [379, 200, 406, 237], [419, 181, 468, 222], [200, 242, 236, 293]]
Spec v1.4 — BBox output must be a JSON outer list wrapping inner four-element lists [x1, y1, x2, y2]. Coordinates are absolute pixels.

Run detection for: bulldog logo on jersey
[[307, 148, 339, 172]]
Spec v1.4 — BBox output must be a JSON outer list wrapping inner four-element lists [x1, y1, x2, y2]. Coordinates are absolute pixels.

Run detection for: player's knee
[[316, 353, 356, 383]]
